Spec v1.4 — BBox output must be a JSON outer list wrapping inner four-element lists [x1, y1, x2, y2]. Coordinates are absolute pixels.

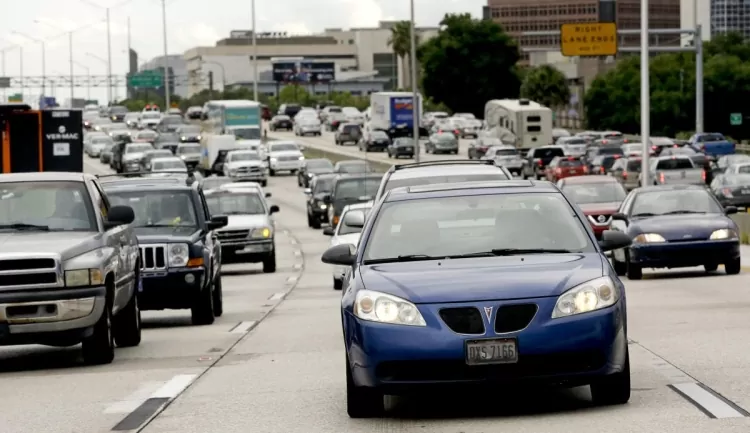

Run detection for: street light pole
[[106, 7, 112, 104], [74, 61, 91, 100], [35, 21, 76, 105], [161, 0, 171, 107], [12, 32, 46, 98], [251, 0, 258, 100], [640, 0, 651, 186], [409, 0, 420, 163]]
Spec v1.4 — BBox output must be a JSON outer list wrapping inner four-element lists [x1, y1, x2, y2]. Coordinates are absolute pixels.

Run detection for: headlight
[[196, 135, 201, 140], [710, 228, 738, 240], [181, 136, 187, 140], [552, 276, 619, 319], [168, 243, 189, 267], [270, 157, 277, 162], [250, 227, 272, 239], [354, 290, 426, 326], [298, 156, 304, 160], [65, 269, 104, 287], [633, 233, 666, 243], [319, 203, 327, 209]]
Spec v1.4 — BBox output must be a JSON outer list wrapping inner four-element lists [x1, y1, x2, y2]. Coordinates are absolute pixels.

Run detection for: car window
[[0, 181, 97, 231], [631, 190, 722, 216], [697, 133, 725, 142], [626, 159, 642, 171], [178, 125, 201, 133], [362, 193, 594, 261], [558, 158, 584, 168], [127, 144, 153, 153], [656, 158, 693, 170], [562, 182, 626, 204], [205, 192, 265, 215], [726, 175, 750, 185], [228, 152, 260, 161], [533, 148, 564, 158], [106, 190, 198, 227], [334, 178, 380, 200], [313, 178, 334, 193], [177, 145, 201, 154]]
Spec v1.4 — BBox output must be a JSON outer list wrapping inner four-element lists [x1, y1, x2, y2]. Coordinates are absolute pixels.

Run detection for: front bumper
[[123, 161, 142, 172], [629, 239, 740, 268], [270, 161, 302, 172], [345, 297, 627, 393], [221, 240, 274, 264], [229, 172, 267, 182], [140, 267, 206, 310], [0, 286, 106, 346]]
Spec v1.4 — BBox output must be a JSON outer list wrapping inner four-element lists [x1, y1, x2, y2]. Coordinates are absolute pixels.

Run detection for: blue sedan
[[322, 180, 633, 418], [609, 184, 741, 279]]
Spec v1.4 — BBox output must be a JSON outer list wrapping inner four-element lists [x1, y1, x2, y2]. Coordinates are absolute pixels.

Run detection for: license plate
[[569, 169, 576, 174], [465, 338, 518, 365]]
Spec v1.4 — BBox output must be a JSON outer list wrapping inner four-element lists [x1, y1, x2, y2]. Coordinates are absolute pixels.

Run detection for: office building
[[710, 0, 750, 38]]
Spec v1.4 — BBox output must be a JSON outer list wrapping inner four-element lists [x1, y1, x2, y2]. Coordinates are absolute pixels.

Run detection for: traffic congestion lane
[[269, 129, 472, 165], [140, 175, 750, 433], [0, 157, 304, 433]]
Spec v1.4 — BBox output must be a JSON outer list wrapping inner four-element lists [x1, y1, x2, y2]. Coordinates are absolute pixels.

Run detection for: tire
[[81, 298, 115, 365], [113, 286, 141, 348], [297, 177, 302, 187], [212, 274, 224, 317], [725, 257, 741, 275], [334, 278, 343, 291], [626, 253, 642, 280], [704, 263, 719, 272], [191, 279, 215, 326], [311, 217, 321, 229], [612, 255, 627, 276], [346, 354, 384, 418], [269, 169, 276, 176], [263, 251, 277, 273], [307, 212, 314, 228], [590, 350, 631, 405], [261, 180, 267, 187]]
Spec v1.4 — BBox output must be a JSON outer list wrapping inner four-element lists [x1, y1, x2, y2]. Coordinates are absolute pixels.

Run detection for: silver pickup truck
[[0, 172, 140, 365], [645, 155, 705, 186]]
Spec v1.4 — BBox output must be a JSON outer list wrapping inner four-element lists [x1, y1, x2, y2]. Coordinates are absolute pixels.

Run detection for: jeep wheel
[[82, 300, 115, 365], [212, 274, 224, 317], [113, 287, 141, 348], [269, 168, 276, 176], [191, 281, 215, 325], [263, 251, 277, 273]]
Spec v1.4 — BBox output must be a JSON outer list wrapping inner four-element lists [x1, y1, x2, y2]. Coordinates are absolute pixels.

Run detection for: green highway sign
[[731, 113, 742, 126], [128, 71, 163, 88]]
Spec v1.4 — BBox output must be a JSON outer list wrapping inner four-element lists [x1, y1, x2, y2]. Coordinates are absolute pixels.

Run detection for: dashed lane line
[[228, 321, 257, 334], [111, 374, 197, 431]]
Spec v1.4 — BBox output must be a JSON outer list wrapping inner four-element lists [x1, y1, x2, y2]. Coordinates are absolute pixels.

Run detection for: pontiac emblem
[[483, 306, 493, 323], [597, 215, 607, 223]]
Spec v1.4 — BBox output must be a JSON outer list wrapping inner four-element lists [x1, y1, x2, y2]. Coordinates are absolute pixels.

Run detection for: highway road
[[2, 154, 750, 432]]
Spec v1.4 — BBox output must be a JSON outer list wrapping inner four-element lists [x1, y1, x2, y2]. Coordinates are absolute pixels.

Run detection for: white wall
[[680, 0, 712, 42]]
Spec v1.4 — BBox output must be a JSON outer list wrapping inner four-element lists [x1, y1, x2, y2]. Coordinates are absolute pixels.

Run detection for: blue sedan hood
[[359, 254, 604, 304], [629, 214, 733, 241]]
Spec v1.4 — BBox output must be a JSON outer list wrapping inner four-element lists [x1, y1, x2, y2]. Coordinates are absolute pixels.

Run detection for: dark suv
[[324, 174, 382, 228], [100, 175, 228, 325], [305, 173, 337, 228], [522, 146, 566, 179]]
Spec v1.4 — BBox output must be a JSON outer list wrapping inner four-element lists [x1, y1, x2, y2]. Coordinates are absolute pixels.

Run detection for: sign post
[[560, 23, 618, 57], [730, 113, 742, 126]]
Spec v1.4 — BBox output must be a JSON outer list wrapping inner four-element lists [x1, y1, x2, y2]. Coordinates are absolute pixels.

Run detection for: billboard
[[272, 60, 336, 83], [224, 107, 261, 127]]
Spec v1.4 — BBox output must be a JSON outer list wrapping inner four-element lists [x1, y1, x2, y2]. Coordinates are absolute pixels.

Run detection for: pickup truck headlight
[[270, 157, 277, 163], [552, 276, 619, 318], [65, 269, 104, 287], [710, 228, 738, 240], [168, 243, 190, 267], [354, 290, 426, 326], [298, 156, 304, 160], [250, 227, 272, 239], [633, 233, 666, 243]]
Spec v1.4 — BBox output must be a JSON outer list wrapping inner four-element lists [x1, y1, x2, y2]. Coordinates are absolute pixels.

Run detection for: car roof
[[388, 163, 508, 180], [0, 172, 90, 183], [385, 180, 556, 202], [559, 175, 619, 185], [205, 186, 261, 194], [100, 177, 193, 190], [151, 157, 182, 162], [633, 184, 708, 193], [334, 173, 382, 181]]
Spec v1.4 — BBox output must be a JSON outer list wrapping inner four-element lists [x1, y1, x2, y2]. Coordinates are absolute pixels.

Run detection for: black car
[[101, 175, 228, 325], [386, 137, 415, 159], [711, 173, 750, 208], [176, 125, 202, 143], [269, 115, 293, 131], [522, 146, 566, 179], [324, 174, 382, 228], [305, 173, 336, 229], [108, 105, 128, 122], [298, 158, 334, 188], [359, 130, 391, 152]]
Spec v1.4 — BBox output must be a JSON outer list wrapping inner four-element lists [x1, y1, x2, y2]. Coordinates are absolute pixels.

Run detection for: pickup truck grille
[[140, 245, 167, 270], [217, 230, 250, 243], [236, 166, 262, 173], [278, 155, 299, 161], [0, 258, 59, 287]]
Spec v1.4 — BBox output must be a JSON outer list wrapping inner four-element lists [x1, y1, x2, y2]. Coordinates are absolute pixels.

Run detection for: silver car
[[323, 202, 371, 291], [294, 118, 322, 136], [425, 132, 459, 154]]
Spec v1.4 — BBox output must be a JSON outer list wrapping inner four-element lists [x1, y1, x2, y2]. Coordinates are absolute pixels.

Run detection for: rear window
[[656, 158, 693, 170], [601, 156, 620, 169], [598, 146, 624, 155], [384, 172, 509, 194], [343, 125, 360, 132], [495, 149, 517, 156], [533, 148, 565, 158], [626, 160, 642, 171], [697, 133, 725, 142], [558, 159, 583, 167], [334, 178, 380, 200]]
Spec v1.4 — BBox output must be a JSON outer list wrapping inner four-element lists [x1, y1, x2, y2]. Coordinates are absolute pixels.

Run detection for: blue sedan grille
[[494, 304, 538, 333], [439, 307, 484, 334]]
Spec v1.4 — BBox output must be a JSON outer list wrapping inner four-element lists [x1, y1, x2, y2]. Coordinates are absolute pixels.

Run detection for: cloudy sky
[[0, 0, 485, 104]]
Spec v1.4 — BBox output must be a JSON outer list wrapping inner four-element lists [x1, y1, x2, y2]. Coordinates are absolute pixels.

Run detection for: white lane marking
[[671, 383, 747, 418], [268, 292, 285, 301], [150, 374, 198, 399], [286, 276, 298, 283], [103, 381, 164, 414], [293, 250, 302, 257], [290, 238, 297, 245], [293, 263, 302, 269], [229, 320, 256, 334]]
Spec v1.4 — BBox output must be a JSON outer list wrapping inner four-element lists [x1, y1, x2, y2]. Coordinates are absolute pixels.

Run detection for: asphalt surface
[[2, 153, 750, 432]]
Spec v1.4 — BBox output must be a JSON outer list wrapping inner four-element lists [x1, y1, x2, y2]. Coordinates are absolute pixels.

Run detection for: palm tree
[[387, 21, 419, 89]]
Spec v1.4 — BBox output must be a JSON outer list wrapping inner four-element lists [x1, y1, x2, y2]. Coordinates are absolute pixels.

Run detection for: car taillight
[[600, 166, 605, 174], [332, 215, 339, 226], [622, 171, 628, 179], [659, 172, 665, 183], [537, 160, 543, 166], [601, 139, 608, 144], [556, 168, 562, 175], [702, 170, 706, 182], [583, 166, 589, 173], [723, 188, 733, 197], [454, 129, 460, 136]]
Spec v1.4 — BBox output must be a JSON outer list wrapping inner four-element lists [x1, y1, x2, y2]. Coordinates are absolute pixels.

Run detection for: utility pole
[[251, 0, 258, 100], [409, 0, 420, 162], [161, 0, 171, 107]]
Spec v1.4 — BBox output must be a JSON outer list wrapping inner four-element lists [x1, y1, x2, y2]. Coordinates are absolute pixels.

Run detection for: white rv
[[484, 99, 553, 148]]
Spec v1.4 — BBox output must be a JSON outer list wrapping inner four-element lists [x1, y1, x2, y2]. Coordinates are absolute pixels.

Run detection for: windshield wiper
[[0, 223, 49, 231], [140, 224, 194, 228], [363, 254, 440, 264], [488, 248, 574, 256], [631, 212, 656, 217], [660, 210, 706, 215]]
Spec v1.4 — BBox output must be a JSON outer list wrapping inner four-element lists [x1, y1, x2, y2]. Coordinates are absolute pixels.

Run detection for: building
[[710, 0, 750, 38], [182, 22, 439, 98], [680, 0, 711, 41], [485, 0, 681, 62], [138, 55, 189, 99]]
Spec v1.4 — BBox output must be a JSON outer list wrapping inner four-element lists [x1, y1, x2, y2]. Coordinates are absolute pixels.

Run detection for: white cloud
[[270, 21, 311, 35], [174, 22, 221, 48], [339, 0, 384, 28]]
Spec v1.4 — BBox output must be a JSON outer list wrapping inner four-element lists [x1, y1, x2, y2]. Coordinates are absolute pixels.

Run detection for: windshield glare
[[143, 113, 160, 119], [0, 181, 96, 231], [363, 193, 592, 261], [728, 175, 750, 185], [563, 183, 626, 204], [270, 143, 299, 152], [206, 193, 265, 215], [334, 178, 380, 200], [108, 191, 197, 227], [177, 145, 200, 154], [233, 128, 261, 140], [632, 190, 722, 215], [229, 152, 260, 161]]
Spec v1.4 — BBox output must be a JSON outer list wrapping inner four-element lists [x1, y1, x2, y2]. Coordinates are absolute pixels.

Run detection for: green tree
[[387, 21, 420, 87], [418, 13, 521, 117], [520, 65, 571, 108]]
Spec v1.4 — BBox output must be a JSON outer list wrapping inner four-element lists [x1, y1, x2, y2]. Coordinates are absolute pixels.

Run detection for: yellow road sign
[[560, 22, 618, 57]]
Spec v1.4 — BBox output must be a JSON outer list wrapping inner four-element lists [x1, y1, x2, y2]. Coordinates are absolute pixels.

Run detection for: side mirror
[[304, 188, 312, 195], [104, 205, 135, 229], [598, 230, 632, 252], [321, 243, 356, 265], [611, 212, 628, 222], [725, 206, 738, 215], [207, 215, 228, 230], [323, 227, 335, 236], [342, 210, 365, 228], [269, 205, 280, 214], [265, 192, 272, 198]]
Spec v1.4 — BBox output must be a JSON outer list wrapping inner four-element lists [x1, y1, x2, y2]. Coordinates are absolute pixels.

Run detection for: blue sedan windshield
[[631, 190, 723, 215], [363, 193, 594, 260]]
